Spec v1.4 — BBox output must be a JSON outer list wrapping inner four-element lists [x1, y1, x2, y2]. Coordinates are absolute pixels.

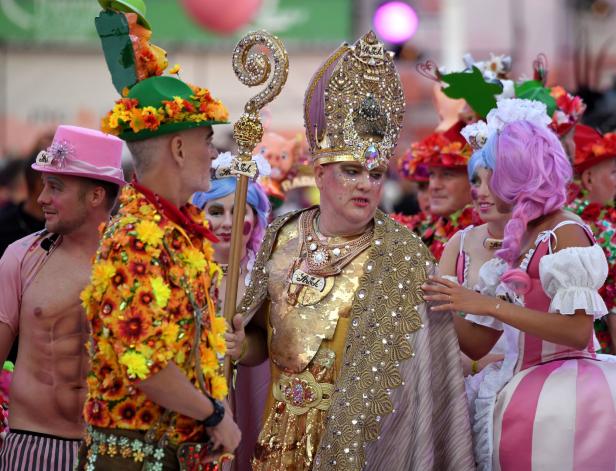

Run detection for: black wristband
[[202, 396, 225, 428]]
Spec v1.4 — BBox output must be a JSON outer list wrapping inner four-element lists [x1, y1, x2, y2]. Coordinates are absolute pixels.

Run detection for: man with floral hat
[[394, 122, 475, 260], [567, 124, 616, 353], [225, 31, 474, 471], [77, 5, 240, 470], [0, 125, 125, 470]]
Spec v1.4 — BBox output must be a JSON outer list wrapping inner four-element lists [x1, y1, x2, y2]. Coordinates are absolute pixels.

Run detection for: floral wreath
[[101, 85, 228, 137], [461, 98, 551, 149], [575, 132, 616, 171], [403, 130, 471, 176]]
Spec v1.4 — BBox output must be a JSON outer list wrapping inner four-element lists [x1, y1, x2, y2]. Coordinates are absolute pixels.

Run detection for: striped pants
[[0, 429, 80, 471]]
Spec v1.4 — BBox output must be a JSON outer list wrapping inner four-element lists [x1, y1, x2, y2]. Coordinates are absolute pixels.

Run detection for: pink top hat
[[32, 125, 126, 186]]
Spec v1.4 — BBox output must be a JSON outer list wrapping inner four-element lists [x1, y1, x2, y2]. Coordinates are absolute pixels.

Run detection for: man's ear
[[581, 168, 593, 191], [313, 164, 325, 190], [170, 134, 185, 167], [89, 185, 107, 209]]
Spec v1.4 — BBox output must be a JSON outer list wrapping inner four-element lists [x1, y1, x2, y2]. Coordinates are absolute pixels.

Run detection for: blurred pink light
[[373, 1, 419, 44]]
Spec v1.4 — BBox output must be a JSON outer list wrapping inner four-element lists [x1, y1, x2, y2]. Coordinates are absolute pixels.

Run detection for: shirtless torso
[[9, 242, 91, 439]]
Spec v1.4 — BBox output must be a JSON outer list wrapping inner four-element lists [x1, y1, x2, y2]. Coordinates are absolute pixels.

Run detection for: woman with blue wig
[[193, 152, 271, 471], [435, 119, 512, 381]]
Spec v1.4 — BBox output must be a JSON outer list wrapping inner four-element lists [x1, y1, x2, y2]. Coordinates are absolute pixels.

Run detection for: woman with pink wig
[[424, 118, 616, 471]]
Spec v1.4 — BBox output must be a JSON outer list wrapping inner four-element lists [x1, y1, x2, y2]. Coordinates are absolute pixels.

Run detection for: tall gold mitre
[[303, 31, 405, 170]]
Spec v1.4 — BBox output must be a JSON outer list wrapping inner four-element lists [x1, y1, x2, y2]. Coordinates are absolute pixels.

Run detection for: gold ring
[[219, 452, 235, 463]]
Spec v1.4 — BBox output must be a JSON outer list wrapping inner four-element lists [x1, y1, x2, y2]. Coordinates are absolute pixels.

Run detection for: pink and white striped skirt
[[493, 358, 616, 471]]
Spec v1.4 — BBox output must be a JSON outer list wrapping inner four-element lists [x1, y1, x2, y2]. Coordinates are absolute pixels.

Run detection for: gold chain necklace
[[299, 208, 373, 277]]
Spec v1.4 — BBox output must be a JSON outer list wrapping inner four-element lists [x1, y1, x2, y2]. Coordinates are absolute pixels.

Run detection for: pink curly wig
[[489, 121, 572, 290]]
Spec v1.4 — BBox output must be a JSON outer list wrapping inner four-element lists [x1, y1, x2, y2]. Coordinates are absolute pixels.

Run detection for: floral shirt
[[390, 206, 478, 260], [81, 184, 227, 444], [567, 197, 616, 353]]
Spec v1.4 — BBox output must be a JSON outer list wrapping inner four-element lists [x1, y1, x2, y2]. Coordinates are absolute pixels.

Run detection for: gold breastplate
[[266, 221, 368, 373]]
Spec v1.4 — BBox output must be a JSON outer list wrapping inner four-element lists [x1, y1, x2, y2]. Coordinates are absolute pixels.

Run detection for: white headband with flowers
[[461, 98, 552, 150]]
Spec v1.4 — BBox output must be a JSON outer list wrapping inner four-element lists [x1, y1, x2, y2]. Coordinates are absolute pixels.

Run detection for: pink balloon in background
[[373, 1, 419, 44], [180, 0, 262, 35]]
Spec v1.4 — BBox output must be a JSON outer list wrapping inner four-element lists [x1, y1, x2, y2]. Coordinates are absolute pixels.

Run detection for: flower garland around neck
[[82, 184, 228, 402]]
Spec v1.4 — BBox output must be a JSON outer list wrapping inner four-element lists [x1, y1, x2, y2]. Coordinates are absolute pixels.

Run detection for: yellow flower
[[175, 349, 186, 365], [80, 284, 94, 309], [150, 276, 171, 308], [162, 322, 180, 346], [169, 64, 181, 75], [119, 351, 149, 380], [211, 316, 227, 336], [202, 240, 214, 261], [208, 330, 226, 356], [108, 114, 120, 129], [101, 116, 117, 136], [201, 348, 218, 376], [135, 343, 153, 359], [184, 247, 206, 274], [99, 339, 116, 360], [129, 108, 146, 133], [135, 220, 164, 247], [210, 375, 228, 399], [91, 260, 117, 298], [209, 102, 229, 122]]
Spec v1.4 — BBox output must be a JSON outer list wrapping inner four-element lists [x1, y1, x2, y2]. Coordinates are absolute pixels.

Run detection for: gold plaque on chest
[[289, 272, 335, 306]]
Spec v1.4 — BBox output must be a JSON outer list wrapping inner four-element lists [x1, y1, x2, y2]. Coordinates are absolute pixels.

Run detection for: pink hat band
[[32, 125, 126, 186]]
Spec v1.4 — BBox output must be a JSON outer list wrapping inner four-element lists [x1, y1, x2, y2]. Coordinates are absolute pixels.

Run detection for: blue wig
[[467, 131, 498, 180], [193, 179, 271, 259]]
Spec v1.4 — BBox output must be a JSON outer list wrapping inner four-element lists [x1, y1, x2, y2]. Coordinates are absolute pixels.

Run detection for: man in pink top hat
[[0, 124, 125, 470]]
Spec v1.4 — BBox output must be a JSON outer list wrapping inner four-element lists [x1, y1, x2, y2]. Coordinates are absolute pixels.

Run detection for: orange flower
[[101, 377, 128, 401], [115, 307, 153, 343], [136, 407, 156, 427], [129, 108, 146, 133], [141, 107, 161, 131], [84, 399, 111, 428], [111, 399, 138, 426]]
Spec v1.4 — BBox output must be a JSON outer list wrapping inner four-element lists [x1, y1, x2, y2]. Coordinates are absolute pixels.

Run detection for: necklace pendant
[[311, 249, 329, 266]]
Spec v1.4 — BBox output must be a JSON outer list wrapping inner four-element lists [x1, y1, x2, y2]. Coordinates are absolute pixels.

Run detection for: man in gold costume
[[226, 32, 474, 471]]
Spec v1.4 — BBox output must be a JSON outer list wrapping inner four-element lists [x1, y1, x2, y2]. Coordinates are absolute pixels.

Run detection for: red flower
[[131, 238, 146, 252], [111, 399, 138, 426], [129, 259, 148, 276], [581, 203, 602, 222], [116, 308, 153, 343], [112, 268, 128, 287], [85, 399, 111, 428], [183, 100, 195, 113], [101, 377, 127, 401], [138, 291, 153, 306], [136, 407, 155, 427]]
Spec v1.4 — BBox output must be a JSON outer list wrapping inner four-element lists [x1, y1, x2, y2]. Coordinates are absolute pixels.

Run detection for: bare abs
[[10, 248, 91, 439]]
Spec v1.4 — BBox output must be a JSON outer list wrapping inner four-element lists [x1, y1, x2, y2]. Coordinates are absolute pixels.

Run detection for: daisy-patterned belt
[[83, 425, 167, 471]]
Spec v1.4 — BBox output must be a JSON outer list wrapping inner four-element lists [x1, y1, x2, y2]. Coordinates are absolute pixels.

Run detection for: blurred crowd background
[[1, 0, 616, 218]]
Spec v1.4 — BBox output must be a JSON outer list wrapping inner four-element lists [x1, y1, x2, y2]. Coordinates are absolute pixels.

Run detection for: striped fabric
[[0, 430, 80, 471]]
